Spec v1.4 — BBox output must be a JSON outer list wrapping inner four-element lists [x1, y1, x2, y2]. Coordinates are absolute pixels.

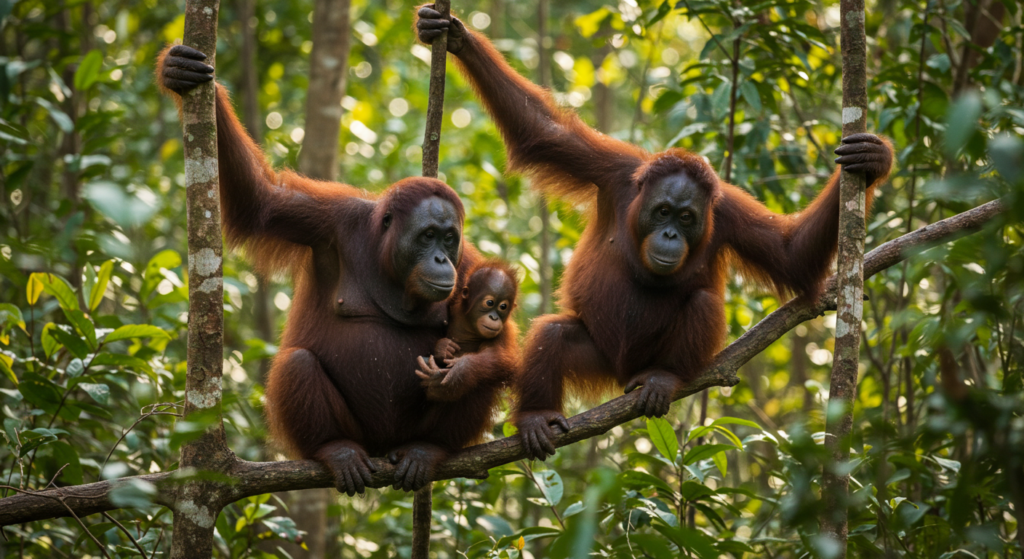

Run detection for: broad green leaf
[[50, 441, 84, 485], [711, 417, 761, 430], [646, 417, 678, 462], [944, 91, 981, 156], [74, 49, 103, 91], [0, 118, 28, 145], [63, 309, 96, 349], [104, 324, 171, 343], [51, 325, 90, 359], [41, 323, 61, 359], [476, 515, 514, 538], [77, 383, 109, 405], [28, 273, 79, 311], [0, 351, 15, 385], [574, 7, 611, 38], [0, 303, 26, 333], [533, 469, 564, 506], [740, 80, 762, 112], [18, 372, 63, 412], [3, 418, 20, 446], [620, 470, 676, 496], [563, 501, 584, 518], [502, 421, 518, 438], [712, 451, 727, 477], [65, 358, 84, 378], [26, 275, 43, 305], [682, 443, 736, 466], [88, 260, 114, 311]]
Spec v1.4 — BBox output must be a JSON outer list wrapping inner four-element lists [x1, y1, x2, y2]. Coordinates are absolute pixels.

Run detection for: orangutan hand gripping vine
[[159, 45, 510, 493], [418, 8, 893, 460]]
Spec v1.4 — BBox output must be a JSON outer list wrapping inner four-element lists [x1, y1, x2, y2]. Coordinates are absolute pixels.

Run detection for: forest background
[[0, 0, 1022, 557]]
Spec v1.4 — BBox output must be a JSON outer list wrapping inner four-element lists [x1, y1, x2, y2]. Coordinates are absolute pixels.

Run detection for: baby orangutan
[[415, 261, 519, 407]]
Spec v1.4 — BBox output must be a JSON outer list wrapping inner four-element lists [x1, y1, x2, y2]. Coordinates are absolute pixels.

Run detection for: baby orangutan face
[[470, 292, 512, 339], [464, 270, 514, 339]]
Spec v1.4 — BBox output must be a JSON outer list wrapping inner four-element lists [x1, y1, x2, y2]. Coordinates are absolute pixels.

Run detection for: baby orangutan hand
[[415, 355, 466, 402]]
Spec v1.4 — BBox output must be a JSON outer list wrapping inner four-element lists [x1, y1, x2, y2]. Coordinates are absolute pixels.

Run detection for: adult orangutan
[[417, 8, 893, 459], [159, 45, 505, 492]]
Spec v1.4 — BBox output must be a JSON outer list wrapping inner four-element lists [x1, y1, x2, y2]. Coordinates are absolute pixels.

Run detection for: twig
[[100, 403, 183, 476], [102, 511, 150, 559], [519, 461, 566, 529]]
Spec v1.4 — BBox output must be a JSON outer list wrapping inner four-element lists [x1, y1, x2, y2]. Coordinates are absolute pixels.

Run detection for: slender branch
[[0, 200, 1004, 528], [102, 511, 150, 559]]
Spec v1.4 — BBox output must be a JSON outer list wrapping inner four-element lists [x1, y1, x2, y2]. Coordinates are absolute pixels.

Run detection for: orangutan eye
[[680, 211, 694, 224], [444, 232, 456, 246], [499, 302, 508, 311], [485, 299, 495, 307], [658, 206, 670, 217], [423, 229, 435, 241]]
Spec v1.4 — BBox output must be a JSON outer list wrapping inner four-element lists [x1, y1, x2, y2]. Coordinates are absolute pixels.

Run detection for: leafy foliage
[[1, 0, 1023, 557]]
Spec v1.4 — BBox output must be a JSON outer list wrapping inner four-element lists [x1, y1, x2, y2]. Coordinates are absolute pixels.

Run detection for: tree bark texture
[[297, 0, 351, 181], [414, 1, 450, 555], [0, 199, 1004, 530], [420, 0, 450, 179], [537, 0, 552, 314], [820, 0, 867, 554], [170, 2, 232, 558]]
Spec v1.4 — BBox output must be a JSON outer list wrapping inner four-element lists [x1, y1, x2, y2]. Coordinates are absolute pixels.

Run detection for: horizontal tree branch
[[0, 198, 1004, 527]]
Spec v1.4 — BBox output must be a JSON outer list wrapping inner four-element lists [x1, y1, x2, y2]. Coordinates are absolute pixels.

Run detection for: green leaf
[[0, 117, 29, 145], [78, 383, 109, 405], [50, 441, 84, 485], [620, 470, 676, 496], [104, 324, 171, 343], [0, 304, 26, 333], [74, 50, 103, 91], [28, 273, 79, 312], [84, 181, 161, 229], [533, 469, 564, 506], [711, 417, 761, 430], [740, 80, 762, 112], [3, 418, 20, 447], [88, 261, 114, 311], [944, 91, 981, 156], [563, 501, 584, 518], [574, 7, 611, 38], [50, 325, 90, 359], [682, 444, 736, 466], [41, 324, 61, 359], [26, 274, 43, 305], [712, 451, 727, 478], [0, 352, 15, 385], [502, 421, 518, 438], [63, 309, 96, 349], [65, 358, 84, 378], [18, 372, 63, 412], [646, 417, 678, 462]]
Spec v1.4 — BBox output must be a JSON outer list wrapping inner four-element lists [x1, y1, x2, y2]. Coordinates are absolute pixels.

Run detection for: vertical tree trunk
[[297, 0, 351, 180], [236, 0, 275, 384], [278, 1, 353, 556], [820, 0, 868, 555], [536, 0, 552, 314], [414, 2, 451, 556], [170, 1, 232, 558]]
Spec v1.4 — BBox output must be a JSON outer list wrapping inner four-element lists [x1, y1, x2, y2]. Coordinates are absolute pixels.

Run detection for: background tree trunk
[[820, 0, 868, 555], [297, 0, 351, 181], [275, 1, 351, 556], [236, 0, 275, 384], [536, 0, 552, 314]]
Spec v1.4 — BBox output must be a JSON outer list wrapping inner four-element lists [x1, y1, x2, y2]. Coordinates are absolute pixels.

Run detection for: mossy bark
[[821, 1, 868, 555], [170, 2, 233, 558]]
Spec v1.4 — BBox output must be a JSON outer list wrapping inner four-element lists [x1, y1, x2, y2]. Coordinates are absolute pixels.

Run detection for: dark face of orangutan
[[636, 172, 711, 275], [389, 197, 463, 302]]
